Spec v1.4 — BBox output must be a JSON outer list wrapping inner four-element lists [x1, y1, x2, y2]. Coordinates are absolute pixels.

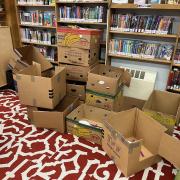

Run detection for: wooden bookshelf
[[173, 63, 180, 67], [109, 31, 178, 39], [22, 41, 57, 47], [56, 1, 108, 3], [15, 1, 58, 63], [58, 20, 107, 26], [108, 53, 172, 65], [19, 24, 56, 29]]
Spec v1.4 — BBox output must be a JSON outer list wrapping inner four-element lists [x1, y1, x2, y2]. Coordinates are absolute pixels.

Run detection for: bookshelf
[[0, 0, 6, 26], [15, 0, 58, 63], [106, 2, 180, 66], [56, 0, 109, 63]]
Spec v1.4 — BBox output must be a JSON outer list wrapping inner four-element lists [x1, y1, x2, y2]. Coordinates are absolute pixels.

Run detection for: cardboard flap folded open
[[121, 70, 131, 87], [158, 133, 180, 169]]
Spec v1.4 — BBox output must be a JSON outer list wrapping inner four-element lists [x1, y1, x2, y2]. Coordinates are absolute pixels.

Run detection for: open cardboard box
[[66, 104, 113, 144], [57, 27, 101, 49], [60, 62, 97, 82], [16, 62, 66, 109], [102, 108, 180, 177], [9, 45, 53, 73], [87, 64, 131, 96], [58, 45, 99, 67], [27, 96, 79, 133], [143, 90, 180, 135]]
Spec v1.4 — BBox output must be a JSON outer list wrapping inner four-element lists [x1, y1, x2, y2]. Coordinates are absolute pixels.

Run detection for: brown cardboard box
[[16, 62, 66, 109], [11, 45, 53, 73], [143, 90, 180, 135], [86, 89, 123, 111], [60, 63, 97, 82], [87, 64, 131, 96], [58, 46, 99, 66], [0, 27, 16, 87], [102, 108, 180, 177], [27, 96, 79, 133], [57, 27, 101, 49], [119, 96, 146, 111], [66, 104, 113, 144], [67, 81, 86, 101]]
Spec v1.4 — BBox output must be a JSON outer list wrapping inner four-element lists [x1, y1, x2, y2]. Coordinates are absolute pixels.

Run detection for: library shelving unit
[[56, 0, 109, 63], [15, 0, 58, 64], [106, 2, 180, 66]]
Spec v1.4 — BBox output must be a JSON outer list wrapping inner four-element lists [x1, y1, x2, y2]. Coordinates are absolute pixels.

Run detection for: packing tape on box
[[103, 119, 141, 153]]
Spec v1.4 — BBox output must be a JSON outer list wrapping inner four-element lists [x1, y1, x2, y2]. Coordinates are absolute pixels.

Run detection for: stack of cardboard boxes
[[57, 27, 101, 103], [9, 45, 79, 133]]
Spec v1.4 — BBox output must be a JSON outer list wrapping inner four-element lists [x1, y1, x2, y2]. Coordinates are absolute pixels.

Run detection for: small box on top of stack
[[58, 26, 101, 102], [9, 45, 79, 133], [86, 64, 131, 111]]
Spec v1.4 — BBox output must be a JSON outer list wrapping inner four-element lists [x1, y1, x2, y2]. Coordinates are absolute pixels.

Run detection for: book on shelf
[[167, 68, 180, 91], [111, 13, 174, 35], [109, 38, 174, 61], [20, 28, 56, 45], [37, 46, 56, 61], [59, 5, 106, 23], [165, 0, 180, 4], [57, 0, 107, 2], [17, 0, 55, 5], [174, 49, 180, 64], [19, 11, 56, 27]]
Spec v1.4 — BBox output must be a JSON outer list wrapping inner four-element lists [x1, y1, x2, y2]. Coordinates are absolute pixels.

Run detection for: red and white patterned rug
[[0, 90, 179, 180]]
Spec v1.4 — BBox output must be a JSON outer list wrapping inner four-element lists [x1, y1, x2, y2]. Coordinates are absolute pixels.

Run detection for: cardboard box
[[58, 46, 99, 66], [143, 90, 180, 135], [27, 96, 79, 133], [16, 62, 66, 109], [57, 27, 101, 49], [102, 108, 180, 177], [87, 64, 131, 96], [67, 81, 86, 101], [0, 27, 16, 87], [60, 63, 97, 82], [119, 96, 146, 111], [66, 104, 113, 144], [86, 89, 123, 111], [9, 45, 53, 73]]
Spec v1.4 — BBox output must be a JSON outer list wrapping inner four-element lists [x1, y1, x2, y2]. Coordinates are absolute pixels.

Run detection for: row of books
[[112, 0, 180, 4], [19, 11, 56, 27], [17, 0, 55, 5], [174, 49, 180, 64], [57, 0, 106, 1], [37, 46, 56, 61], [111, 14, 173, 34], [59, 6, 105, 22], [167, 68, 180, 91], [109, 39, 174, 60], [20, 28, 56, 45]]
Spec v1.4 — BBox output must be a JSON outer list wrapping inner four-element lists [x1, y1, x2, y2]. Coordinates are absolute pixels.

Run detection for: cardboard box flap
[[158, 133, 180, 169], [121, 70, 131, 87], [15, 46, 53, 72]]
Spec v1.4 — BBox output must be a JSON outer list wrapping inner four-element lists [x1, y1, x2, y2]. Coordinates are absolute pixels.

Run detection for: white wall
[[111, 59, 170, 90]]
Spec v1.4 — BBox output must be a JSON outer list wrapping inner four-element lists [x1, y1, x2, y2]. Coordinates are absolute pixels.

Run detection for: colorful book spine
[[109, 38, 174, 61], [111, 13, 174, 35], [18, 0, 55, 5]]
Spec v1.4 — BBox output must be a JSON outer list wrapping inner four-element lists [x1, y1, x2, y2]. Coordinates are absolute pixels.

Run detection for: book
[[18, 0, 55, 5], [59, 5, 106, 23], [20, 28, 56, 45], [167, 68, 180, 91], [37, 46, 56, 61], [19, 10, 56, 27], [174, 49, 180, 64], [111, 13, 174, 35], [109, 38, 174, 61]]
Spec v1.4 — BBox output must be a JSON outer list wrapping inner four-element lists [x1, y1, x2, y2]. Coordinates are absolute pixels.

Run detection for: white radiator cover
[[121, 66, 157, 100]]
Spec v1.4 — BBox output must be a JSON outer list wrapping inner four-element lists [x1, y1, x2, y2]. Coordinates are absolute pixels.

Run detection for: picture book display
[[59, 6, 106, 23], [109, 38, 174, 61], [21, 28, 56, 45], [19, 11, 56, 27], [111, 13, 174, 35]]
